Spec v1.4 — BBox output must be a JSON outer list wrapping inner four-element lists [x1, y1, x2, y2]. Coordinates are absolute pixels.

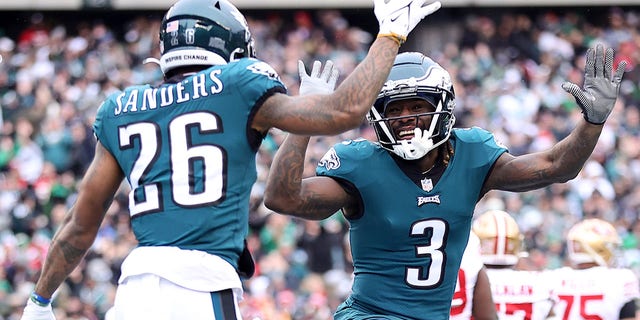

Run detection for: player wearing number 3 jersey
[[314, 127, 504, 319], [265, 45, 626, 319], [20, 0, 443, 319]]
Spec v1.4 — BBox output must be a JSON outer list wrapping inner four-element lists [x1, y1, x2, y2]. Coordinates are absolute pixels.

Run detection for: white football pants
[[111, 273, 242, 320]]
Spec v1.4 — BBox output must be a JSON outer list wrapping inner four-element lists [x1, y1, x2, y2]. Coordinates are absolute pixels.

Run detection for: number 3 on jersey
[[119, 112, 225, 216], [407, 219, 447, 288]]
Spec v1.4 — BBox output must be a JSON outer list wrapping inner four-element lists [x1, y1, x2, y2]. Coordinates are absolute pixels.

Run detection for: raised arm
[[253, 0, 442, 135], [263, 59, 355, 220], [263, 134, 353, 220], [483, 44, 626, 193], [23, 142, 124, 319]]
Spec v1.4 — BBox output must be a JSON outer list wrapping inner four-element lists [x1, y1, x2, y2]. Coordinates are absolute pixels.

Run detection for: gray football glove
[[561, 44, 626, 125]]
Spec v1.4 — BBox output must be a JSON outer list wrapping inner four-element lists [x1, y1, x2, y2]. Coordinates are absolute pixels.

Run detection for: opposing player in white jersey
[[548, 218, 639, 320], [473, 210, 556, 320], [451, 231, 498, 320]]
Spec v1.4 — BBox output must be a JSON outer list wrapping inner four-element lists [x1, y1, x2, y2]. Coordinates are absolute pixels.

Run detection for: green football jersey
[[319, 127, 507, 320], [93, 58, 285, 269]]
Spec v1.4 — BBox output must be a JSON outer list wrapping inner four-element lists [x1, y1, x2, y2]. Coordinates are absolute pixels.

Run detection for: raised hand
[[374, 0, 442, 45], [298, 60, 340, 96], [561, 44, 626, 125]]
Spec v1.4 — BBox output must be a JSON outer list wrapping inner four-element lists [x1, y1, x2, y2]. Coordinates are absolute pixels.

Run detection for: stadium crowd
[[0, 5, 640, 320]]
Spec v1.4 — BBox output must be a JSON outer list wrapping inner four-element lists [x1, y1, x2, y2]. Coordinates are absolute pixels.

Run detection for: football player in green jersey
[[264, 44, 625, 319]]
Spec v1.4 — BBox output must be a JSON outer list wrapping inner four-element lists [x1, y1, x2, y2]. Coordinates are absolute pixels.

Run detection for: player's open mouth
[[397, 129, 415, 139]]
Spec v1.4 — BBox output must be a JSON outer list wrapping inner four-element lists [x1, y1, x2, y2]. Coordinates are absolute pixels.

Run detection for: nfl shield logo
[[421, 178, 433, 192]]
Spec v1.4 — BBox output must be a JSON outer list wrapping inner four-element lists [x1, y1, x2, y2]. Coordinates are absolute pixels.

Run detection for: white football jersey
[[548, 266, 639, 320], [486, 268, 555, 320], [450, 233, 484, 320]]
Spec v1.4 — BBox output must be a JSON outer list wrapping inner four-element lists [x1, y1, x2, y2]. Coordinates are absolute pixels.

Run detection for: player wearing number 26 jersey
[[93, 57, 284, 285], [94, 55, 285, 320]]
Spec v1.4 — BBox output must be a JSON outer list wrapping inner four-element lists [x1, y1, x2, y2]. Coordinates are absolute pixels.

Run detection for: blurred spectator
[[1, 6, 640, 319], [10, 117, 43, 185]]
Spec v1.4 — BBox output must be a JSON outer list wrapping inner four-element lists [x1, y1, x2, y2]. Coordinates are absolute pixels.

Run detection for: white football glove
[[561, 43, 626, 125], [374, 0, 442, 44], [298, 60, 340, 96], [21, 299, 56, 320]]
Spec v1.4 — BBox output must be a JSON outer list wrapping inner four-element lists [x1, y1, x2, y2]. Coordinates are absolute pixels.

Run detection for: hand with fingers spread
[[562, 43, 626, 125], [374, 0, 442, 45], [298, 60, 340, 96]]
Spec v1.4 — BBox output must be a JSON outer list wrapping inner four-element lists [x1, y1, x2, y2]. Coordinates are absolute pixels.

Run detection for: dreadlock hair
[[442, 140, 454, 166]]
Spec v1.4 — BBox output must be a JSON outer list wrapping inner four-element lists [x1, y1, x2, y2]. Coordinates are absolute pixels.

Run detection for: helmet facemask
[[367, 77, 455, 161]]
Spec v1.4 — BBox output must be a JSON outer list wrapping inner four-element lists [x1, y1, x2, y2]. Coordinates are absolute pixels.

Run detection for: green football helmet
[[158, 0, 256, 74], [367, 52, 456, 160]]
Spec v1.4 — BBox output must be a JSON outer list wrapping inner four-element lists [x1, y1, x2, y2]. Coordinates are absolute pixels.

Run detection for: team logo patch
[[417, 195, 440, 207], [247, 62, 280, 81], [318, 147, 341, 170]]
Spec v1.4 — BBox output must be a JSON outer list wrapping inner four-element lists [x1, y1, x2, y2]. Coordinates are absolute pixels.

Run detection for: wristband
[[30, 292, 51, 307], [377, 33, 405, 46]]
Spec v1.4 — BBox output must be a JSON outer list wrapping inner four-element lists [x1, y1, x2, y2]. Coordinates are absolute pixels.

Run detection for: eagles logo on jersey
[[567, 218, 621, 267], [472, 210, 523, 266], [247, 61, 280, 81], [319, 147, 341, 170]]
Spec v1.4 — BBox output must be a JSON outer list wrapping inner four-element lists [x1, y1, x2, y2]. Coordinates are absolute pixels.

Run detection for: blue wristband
[[30, 292, 51, 307]]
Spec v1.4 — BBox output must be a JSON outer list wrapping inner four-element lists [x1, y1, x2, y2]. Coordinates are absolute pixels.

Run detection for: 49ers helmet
[[472, 210, 523, 266], [567, 218, 621, 267], [158, 0, 256, 74]]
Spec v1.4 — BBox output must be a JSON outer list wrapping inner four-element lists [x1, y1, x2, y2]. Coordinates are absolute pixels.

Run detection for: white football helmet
[[472, 210, 523, 266], [567, 218, 621, 267], [366, 52, 456, 160]]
